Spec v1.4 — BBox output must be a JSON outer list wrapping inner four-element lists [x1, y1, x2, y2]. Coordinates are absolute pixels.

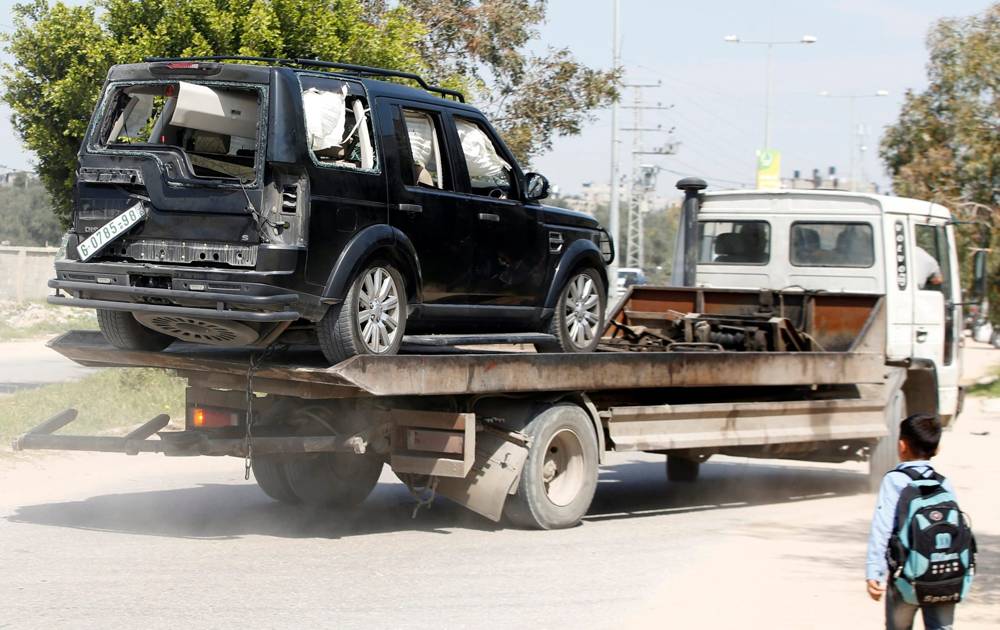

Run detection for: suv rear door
[[382, 100, 475, 305]]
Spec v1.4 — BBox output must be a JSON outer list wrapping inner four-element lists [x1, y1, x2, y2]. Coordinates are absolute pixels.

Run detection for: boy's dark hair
[[899, 413, 942, 459]]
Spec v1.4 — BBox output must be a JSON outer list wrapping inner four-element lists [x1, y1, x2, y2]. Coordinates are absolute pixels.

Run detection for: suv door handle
[[478, 213, 500, 223], [915, 329, 928, 343], [393, 203, 423, 214]]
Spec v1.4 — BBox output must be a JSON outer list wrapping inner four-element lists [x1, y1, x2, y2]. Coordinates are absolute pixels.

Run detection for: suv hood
[[539, 204, 601, 230]]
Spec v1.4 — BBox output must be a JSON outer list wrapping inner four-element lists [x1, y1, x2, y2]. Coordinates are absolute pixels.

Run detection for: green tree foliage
[[2, 0, 617, 226], [880, 3, 1000, 314], [0, 178, 63, 246]]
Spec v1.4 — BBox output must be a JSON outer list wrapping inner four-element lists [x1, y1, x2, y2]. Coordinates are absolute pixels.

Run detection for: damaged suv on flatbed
[[50, 57, 613, 363]]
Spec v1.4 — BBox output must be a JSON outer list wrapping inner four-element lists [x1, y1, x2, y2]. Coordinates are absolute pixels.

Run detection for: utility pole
[[621, 83, 674, 270], [607, 0, 621, 285], [818, 90, 888, 192]]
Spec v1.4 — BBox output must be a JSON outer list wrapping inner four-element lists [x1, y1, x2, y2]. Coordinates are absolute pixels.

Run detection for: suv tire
[[318, 261, 407, 364], [97, 309, 174, 351], [538, 268, 606, 353]]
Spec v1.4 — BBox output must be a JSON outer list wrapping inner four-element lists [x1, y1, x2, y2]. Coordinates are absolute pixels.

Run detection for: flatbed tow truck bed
[[13, 286, 906, 528]]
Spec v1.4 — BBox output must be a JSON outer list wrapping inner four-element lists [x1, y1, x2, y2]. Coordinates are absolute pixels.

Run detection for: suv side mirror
[[525, 172, 550, 201], [972, 249, 989, 303]]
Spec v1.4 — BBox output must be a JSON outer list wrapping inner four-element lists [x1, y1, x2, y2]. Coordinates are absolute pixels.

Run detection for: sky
[[0, 0, 995, 199]]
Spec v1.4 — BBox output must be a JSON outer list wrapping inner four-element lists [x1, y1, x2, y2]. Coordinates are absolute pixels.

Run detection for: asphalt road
[[0, 339, 98, 394], [0, 344, 997, 629]]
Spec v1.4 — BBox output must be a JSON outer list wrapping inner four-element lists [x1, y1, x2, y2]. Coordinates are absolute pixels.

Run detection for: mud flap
[[433, 430, 529, 522]]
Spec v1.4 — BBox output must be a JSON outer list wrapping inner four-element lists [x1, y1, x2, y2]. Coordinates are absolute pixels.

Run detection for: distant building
[[784, 166, 878, 193], [554, 181, 674, 216], [0, 170, 39, 188]]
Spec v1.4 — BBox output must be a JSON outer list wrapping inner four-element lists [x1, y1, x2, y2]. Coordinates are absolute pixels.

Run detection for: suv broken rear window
[[97, 81, 262, 182]]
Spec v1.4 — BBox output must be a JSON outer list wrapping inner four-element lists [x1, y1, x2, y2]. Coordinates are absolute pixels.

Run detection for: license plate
[[78, 203, 147, 262]]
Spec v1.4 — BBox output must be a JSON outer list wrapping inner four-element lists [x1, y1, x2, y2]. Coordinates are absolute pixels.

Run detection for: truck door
[[909, 219, 961, 415], [382, 101, 476, 304]]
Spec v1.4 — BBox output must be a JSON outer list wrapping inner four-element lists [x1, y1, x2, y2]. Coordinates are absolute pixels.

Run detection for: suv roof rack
[[143, 56, 465, 103]]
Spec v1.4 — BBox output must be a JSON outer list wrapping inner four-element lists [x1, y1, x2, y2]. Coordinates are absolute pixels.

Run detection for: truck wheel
[[666, 455, 700, 482], [503, 404, 599, 529], [97, 309, 174, 351], [869, 390, 904, 491], [317, 261, 407, 365], [537, 268, 606, 353], [284, 452, 383, 508], [251, 457, 299, 504]]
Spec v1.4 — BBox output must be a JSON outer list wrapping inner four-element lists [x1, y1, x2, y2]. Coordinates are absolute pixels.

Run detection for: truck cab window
[[455, 117, 514, 198], [402, 109, 446, 189], [790, 222, 874, 268], [300, 77, 376, 172], [698, 220, 770, 264], [914, 224, 950, 292]]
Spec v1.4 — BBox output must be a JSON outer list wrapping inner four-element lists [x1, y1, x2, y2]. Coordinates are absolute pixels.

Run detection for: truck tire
[[503, 404, 599, 529], [97, 309, 174, 351], [869, 390, 904, 491], [251, 457, 299, 504], [317, 261, 407, 365], [666, 455, 701, 482], [537, 268, 606, 353], [284, 452, 383, 508]]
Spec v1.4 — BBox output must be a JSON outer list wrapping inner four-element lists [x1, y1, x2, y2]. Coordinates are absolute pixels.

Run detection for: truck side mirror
[[972, 249, 989, 302], [525, 172, 550, 201]]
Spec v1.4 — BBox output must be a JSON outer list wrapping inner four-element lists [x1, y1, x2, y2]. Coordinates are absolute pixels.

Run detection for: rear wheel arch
[[323, 224, 423, 306]]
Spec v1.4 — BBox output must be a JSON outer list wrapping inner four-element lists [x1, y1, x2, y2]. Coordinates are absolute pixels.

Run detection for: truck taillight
[[190, 406, 239, 429]]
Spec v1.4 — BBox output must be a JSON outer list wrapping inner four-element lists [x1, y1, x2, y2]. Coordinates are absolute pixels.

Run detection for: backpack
[[887, 466, 976, 606]]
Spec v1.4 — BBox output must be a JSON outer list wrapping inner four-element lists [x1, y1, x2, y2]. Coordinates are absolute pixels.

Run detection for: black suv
[[51, 58, 613, 363]]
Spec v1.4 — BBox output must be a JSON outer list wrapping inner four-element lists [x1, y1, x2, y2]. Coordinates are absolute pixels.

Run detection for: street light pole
[[725, 34, 817, 152]]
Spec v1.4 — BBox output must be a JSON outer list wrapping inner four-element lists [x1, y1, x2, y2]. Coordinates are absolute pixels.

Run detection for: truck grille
[[118, 239, 257, 267]]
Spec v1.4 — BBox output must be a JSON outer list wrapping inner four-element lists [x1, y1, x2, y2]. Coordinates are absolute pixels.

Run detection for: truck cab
[[680, 190, 963, 421]]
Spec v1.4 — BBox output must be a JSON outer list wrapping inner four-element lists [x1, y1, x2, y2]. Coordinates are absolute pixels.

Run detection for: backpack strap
[[890, 465, 943, 483]]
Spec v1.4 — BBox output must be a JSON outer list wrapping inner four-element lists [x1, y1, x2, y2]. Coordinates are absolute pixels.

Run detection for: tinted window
[[455, 117, 514, 198], [401, 109, 446, 189], [790, 222, 874, 268], [300, 76, 377, 172], [698, 221, 770, 264]]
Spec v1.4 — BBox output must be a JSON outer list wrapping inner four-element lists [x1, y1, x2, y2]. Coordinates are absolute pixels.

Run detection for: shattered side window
[[98, 81, 261, 182], [300, 76, 377, 172], [454, 117, 514, 199]]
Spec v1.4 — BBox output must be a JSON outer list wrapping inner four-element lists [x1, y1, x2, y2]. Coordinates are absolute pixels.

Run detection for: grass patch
[[967, 370, 1000, 398], [0, 301, 97, 342], [0, 368, 185, 451]]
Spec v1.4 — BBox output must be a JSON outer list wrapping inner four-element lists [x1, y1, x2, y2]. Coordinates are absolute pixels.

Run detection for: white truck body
[[685, 190, 963, 420]]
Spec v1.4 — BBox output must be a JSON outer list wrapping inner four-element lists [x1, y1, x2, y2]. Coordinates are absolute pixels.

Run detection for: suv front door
[[450, 115, 545, 307]]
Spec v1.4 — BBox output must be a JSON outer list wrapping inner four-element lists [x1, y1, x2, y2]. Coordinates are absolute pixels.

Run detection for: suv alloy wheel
[[317, 261, 407, 364], [539, 268, 606, 353]]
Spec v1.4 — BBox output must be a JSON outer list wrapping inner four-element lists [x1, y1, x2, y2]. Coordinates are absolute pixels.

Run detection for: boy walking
[[866, 413, 973, 630]]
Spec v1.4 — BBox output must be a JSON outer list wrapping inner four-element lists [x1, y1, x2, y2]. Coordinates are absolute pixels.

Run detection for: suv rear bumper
[[50, 260, 305, 322]]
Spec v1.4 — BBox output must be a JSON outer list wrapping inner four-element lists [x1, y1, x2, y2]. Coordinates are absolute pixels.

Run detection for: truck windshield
[[96, 81, 262, 182], [698, 220, 770, 264]]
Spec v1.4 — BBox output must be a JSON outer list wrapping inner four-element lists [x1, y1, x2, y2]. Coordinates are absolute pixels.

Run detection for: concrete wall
[[0, 246, 58, 302]]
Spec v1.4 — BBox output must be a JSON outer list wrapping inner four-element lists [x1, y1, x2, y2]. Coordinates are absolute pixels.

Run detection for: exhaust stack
[[676, 177, 707, 287]]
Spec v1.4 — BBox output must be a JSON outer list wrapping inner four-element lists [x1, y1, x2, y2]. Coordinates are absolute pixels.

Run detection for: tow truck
[[14, 179, 989, 529]]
